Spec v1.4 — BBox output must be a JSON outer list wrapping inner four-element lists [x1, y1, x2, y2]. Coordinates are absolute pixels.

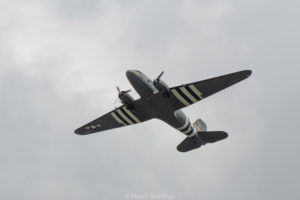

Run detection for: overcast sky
[[1, 0, 300, 199]]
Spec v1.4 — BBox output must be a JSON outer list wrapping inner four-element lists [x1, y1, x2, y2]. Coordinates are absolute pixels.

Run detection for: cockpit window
[[133, 70, 142, 76]]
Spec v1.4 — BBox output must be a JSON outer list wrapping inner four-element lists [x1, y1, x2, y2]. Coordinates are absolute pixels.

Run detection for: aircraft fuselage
[[126, 70, 197, 137]]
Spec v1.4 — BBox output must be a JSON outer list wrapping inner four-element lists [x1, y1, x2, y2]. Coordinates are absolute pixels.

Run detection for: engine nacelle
[[119, 93, 134, 106], [154, 80, 169, 93]]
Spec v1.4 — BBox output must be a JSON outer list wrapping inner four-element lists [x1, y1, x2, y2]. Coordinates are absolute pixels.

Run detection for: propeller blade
[[157, 71, 164, 80], [123, 89, 131, 93], [114, 97, 119, 104], [116, 86, 120, 93]]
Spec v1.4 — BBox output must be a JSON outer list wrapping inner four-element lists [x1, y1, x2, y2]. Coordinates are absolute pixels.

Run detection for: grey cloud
[[0, 0, 300, 200], [56, 0, 101, 19]]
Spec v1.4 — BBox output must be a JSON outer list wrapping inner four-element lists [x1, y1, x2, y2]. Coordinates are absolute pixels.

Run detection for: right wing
[[167, 70, 252, 110], [74, 98, 154, 135]]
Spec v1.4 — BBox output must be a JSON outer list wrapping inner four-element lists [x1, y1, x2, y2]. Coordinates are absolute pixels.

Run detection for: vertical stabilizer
[[193, 119, 207, 132]]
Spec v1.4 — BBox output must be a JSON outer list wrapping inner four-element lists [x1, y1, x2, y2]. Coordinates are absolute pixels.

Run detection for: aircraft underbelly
[[145, 95, 187, 129]]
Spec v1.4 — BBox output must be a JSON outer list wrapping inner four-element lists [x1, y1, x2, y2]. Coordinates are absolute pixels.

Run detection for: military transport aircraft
[[74, 70, 251, 152]]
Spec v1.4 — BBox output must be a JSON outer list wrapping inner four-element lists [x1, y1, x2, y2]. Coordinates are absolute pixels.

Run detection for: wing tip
[[177, 146, 188, 153], [232, 70, 252, 82], [74, 129, 82, 135], [245, 69, 252, 77], [74, 128, 88, 135], [240, 69, 252, 78]]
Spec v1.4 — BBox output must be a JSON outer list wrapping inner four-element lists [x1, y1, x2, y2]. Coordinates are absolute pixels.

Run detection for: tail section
[[177, 131, 228, 152]]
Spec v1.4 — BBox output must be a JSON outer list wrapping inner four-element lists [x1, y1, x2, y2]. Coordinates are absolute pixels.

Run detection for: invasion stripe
[[171, 89, 190, 106], [182, 126, 192, 134], [117, 109, 134, 125], [111, 112, 126, 125], [181, 122, 191, 133], [123, 107, 141, 123], [186, 128, 194, 136], [120, 107, 136, 124], [176, 88, 193, 104], [188, 85, 203, 99], [114, 110, 130, 125], [180, 87, 198, 103], [185, 86, 201, 101], [177, 120, 189, 131]]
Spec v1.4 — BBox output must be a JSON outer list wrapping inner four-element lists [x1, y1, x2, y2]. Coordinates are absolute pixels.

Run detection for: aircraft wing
[[74, 98, 153, 135], [165, 70, 252, 110]]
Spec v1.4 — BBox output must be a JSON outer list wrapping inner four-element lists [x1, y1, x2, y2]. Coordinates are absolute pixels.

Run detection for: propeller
[[116, 86, 131, 96], [114, 86, 131, 106], [154, 71, 164, 85]]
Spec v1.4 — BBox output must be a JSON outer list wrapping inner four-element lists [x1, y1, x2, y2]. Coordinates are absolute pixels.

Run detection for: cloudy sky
[[1, 0, 299, 199]]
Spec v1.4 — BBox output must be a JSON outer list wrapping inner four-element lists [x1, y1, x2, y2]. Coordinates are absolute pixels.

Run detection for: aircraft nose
[[126, 70, 140, 80], [126, 70, 134, 78]]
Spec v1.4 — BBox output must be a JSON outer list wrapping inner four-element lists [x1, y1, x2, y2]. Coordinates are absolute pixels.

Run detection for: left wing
[[74, 99, 153, 135]]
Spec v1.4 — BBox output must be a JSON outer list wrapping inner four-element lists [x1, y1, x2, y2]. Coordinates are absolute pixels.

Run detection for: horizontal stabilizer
[[199, 131, 228, 143], [177, 136, 202, 152], [177, 131, 228, 152]]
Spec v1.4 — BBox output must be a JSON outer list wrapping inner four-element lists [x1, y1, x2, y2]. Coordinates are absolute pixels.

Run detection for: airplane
[[74, 70, 252, 152]]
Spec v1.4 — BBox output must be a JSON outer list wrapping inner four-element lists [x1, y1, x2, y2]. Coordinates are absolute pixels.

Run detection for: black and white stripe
[[177, 119, 196, 137], [115, 110, 131, 125], [176, 88, 194, 104], [171, 84, 203, 106], [185, 86, 201, 101], [111, 107, 141, 126]]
